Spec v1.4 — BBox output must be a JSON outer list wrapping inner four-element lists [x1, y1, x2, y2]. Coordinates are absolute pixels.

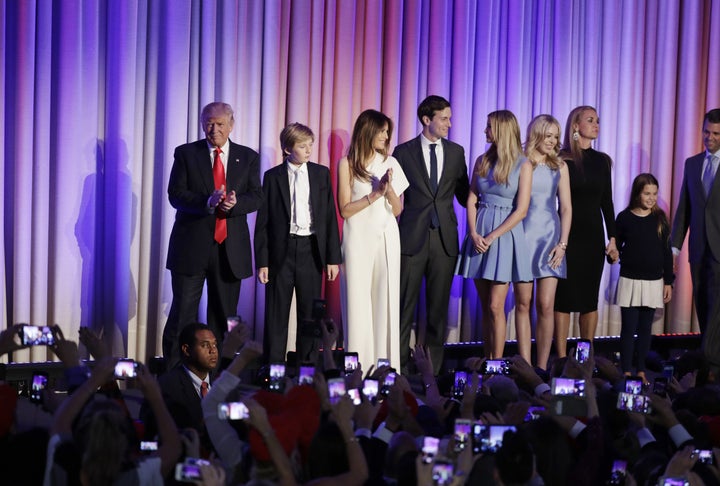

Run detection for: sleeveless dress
[[456, 156, 532, 283], [341, 153, 409, 370], [523, 163, 566, 279]]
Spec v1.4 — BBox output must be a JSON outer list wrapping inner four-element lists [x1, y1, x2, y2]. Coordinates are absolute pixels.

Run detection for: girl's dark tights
[[620, 306, 656, 373]]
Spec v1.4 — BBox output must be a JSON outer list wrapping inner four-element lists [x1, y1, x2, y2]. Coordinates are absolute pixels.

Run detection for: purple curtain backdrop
[[2, 0, 719, 363]]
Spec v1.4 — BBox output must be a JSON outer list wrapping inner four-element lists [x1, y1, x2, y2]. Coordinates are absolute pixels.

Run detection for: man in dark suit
[[164, 102, 262, 369], [672, 108, 720, 365], [392, 96, 470, 374], [254, 123, 341, 364], [142, 322, 217, 455]]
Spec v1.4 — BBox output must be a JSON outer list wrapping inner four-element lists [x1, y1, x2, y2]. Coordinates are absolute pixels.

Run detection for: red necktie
[[200, 381, 209, 398], [213, 148, 227, 243]]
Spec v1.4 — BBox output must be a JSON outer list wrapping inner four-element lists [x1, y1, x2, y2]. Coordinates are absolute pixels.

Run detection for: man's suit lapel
[[410, 137, 433, 195], [225, 142, 242, 192], [278, 162, 292, 218], [196, 141, 215, 194]]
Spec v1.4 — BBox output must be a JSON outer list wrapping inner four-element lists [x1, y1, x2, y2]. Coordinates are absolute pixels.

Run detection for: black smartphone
[[452, 370, 468, 399], [472, 423, 516, 454], [693, 449, 715, 465], [431, 460, 454, 486], [226, 316, 241, 332], [380, 372, 396, 396], [524, 406, 545, 422], [616, 391, 652, 414], [574, 339, 591, 364], [663, 364, 675, 380], [140, 440, 158, 452], [217, 401, 249, 420], [114, 359, 137, 379], [608, 459, 627, 485], [328, 377, 346, 404], [344, 352, 359, 374], [30, 371, 49, 403], [551, 377, 586, 397], [298, 364, 315, 385], [21, 325, 55, 346], [653, 377, 668, 397], [624, 376, 643, 395], [175, 463, 202, 482], [268, 362, 286, 392], [454, 418, 472, 452], [421, 436, 439, 464], [377, 358, 390, 368], [312, 299, 327, 320], [482, 359, 510, 375], [363, 379, 379, 401]]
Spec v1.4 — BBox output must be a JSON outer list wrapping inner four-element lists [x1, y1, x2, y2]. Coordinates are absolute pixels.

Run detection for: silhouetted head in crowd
[[494, 429, 535, 485]]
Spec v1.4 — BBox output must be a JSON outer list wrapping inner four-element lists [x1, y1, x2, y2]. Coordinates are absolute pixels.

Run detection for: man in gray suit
[[393, 96, 469, 374], [671, 108, 720, 364]]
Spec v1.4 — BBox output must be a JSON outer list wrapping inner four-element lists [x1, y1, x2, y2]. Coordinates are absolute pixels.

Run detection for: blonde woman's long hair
[[525, 114, 562, 170], [347, 109, 393, 183], [477, 110, 522, 184]]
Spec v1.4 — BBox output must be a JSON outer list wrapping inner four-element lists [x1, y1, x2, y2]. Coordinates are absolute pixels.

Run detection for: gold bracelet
[[366, 194, 372, 205], [558, 241, 568, 250]]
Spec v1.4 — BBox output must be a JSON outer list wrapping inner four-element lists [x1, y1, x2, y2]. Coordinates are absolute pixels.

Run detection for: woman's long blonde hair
[[477, 110, 522, 184], [347, 109, 393, 182], [525, 114, 562, 170]]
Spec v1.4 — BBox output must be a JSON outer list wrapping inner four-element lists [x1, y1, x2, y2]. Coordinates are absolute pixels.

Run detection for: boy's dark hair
[[178, 322, 212, 352]]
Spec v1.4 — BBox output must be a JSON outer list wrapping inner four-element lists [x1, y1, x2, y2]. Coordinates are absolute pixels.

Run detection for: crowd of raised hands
[[1, 321, 720, 486]]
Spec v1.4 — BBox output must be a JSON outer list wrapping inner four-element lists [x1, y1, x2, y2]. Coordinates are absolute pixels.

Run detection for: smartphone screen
[[218, 402, 249, 420], [575, 339, 591, 363], [431, 460, 454, 485], [175, 463, 202, 482], [608, 459, 627, 485], [363, 379, 379, 401], [344, 353, 359, 374], [472, 423, 516, 454], [693, 449, 715, 465], [21, 325, 55, 346], [660, 477, 690, 486], [30, 372, 48, 403], [482, 359, 510, 375], [377, 358, 390, 368], [347, 388, 361, 405], [551, 377, 586, 397], [524, 406, 545, 422], [328, 377, 346, 404], [114, 359, 137, 379], [380, 372, 396, 396], [452, 371, 468, 399], [616, 391, 652, 414], [454, 418, 472, 452], [663, 364, 675, 380], [226, 316, 241, 332], [140, 440, 158, 452], [298, 365, 315, 385], [624, 376, 643, 395], [421, 436, 439, 464], [269, 362, 286, 392]]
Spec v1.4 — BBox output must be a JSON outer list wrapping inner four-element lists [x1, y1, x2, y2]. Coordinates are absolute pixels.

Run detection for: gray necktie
[[703, 155, 718, 196]]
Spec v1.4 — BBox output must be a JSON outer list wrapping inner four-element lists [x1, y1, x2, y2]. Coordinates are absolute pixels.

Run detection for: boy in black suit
[[254, 123, 342, 364]]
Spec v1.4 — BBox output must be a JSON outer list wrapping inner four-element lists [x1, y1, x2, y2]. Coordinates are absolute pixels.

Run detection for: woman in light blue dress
[[456, 110, 533, 358], [514, 115, 572, 369]]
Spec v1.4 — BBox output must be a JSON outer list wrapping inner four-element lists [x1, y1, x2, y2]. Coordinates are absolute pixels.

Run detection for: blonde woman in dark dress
[[553, 106, 619, 357]]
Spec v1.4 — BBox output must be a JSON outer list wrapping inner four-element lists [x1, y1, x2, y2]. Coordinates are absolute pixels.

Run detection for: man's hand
[[219, 190, 236, 212], [258, 267, 269, 284], [0, 324, 26, 356], [78, 327, 110, 360], [208, 186, 226, 207], [48, 326, 81, 368], [326, 264, 339, 281]]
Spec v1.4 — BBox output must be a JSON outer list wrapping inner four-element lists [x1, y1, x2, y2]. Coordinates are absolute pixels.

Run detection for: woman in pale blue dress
[[514, 115, 572, 370], [456, 110, 533, 358]]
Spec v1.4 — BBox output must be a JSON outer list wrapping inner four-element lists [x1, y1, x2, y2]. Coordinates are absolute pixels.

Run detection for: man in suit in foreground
[[392, 96, 470, 374], [142, 322, 217, 455], [254, 123, 341, 364], [164, 102, 262, 369], [672, 108, 720, 365]]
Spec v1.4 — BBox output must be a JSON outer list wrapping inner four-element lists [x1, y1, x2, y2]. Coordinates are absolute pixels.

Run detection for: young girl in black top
[[615, 173, 674, 382]]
